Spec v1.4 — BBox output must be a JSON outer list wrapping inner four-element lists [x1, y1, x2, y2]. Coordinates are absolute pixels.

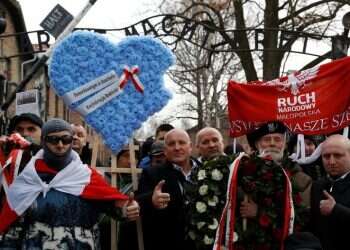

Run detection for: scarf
[[213, 153, 294, 250], [0, 149, 127, 234]]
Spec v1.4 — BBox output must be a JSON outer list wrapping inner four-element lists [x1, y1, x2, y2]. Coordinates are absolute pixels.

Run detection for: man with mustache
[[232, 121, 311, 249]]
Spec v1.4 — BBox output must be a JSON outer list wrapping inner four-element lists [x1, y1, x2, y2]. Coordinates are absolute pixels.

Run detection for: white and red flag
[[0, 150, 127, 234], [228, 56, 350, 137]]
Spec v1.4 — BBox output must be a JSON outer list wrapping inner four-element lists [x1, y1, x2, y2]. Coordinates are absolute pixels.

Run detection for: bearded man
[[190, 122, 311, 250]]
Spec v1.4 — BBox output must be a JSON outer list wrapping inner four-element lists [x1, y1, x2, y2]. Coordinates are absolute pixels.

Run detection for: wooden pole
[[92, 137, 144, 250], [128, 139, 144, 250], [90, 134, 99, 168], [111, 155, 118, 250], [243, 194, 248, 231]]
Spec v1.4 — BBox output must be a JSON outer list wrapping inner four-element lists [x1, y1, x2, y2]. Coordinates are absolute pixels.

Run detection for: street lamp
[[332, 11, 350, 59]]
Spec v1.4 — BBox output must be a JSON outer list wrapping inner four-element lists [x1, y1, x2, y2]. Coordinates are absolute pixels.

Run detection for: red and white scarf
[[213, 153, 294, 250], [0, 149, 127, 234]]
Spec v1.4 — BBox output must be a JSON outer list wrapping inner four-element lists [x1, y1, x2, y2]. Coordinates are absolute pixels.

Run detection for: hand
[[124, 192, 140, 221], [240, 197, 258, 218], [320, 190, 336, 216], [152, 180, 170, 209]]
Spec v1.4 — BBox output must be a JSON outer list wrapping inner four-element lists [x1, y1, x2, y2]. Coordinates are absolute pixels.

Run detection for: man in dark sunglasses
[[0, 118, 139, 249]]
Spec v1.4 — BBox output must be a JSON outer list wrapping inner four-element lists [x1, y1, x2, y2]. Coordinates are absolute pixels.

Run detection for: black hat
[[150, 141, 165, 156], [247, 121, 287, 149], [8, 113, 43, 135]]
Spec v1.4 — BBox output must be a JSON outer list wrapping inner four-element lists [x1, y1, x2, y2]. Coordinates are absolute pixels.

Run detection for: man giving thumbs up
[[137, 129, 199, 250], [310, 134, 350, 250]]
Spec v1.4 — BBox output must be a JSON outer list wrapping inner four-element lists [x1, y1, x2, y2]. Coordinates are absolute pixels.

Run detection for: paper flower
[[197, 169, 206, 180], [196, 201, 207, 213], [49, 31, 175, 153], [211, 169, 223, 181], [199, 185, 209, 196]]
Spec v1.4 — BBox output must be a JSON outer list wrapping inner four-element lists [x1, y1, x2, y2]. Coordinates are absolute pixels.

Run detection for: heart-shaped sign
[[49, 31, 175, 152]]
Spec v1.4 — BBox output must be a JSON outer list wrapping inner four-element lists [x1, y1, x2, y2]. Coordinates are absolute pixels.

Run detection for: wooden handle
[[243, 194, 248, 231]]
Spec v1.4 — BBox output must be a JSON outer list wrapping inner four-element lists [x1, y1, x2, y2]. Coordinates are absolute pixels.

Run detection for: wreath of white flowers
[[187, 155, 232, 249]]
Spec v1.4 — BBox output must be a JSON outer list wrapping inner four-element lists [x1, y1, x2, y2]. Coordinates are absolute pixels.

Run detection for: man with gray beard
[[246, 121, 312, 204], [188, 122, 312, 249]]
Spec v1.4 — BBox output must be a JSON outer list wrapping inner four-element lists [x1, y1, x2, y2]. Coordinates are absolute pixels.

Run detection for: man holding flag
[[0, 118, 139, 249]]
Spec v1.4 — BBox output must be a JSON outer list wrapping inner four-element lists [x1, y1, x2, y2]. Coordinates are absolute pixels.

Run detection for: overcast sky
[[18, 0, 161, 30], [15, 1, 349, 136]]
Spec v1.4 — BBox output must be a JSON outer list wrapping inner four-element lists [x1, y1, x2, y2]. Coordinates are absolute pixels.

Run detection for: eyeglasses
[[45, 135, 73, 145]]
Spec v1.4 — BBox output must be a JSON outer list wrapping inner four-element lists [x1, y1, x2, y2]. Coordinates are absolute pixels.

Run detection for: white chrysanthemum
[[196, 201, 207, 213], [189, 230, 196, 240], [203, 235, 214, 245], [197, 221, 205, 229], [211, 169, 223, 181], [208, 218, 218, 230], [198, 169, 206, 180], [199, 185, 209, 196], [208, 195, 219, 206], [234, 232, 239, 242]]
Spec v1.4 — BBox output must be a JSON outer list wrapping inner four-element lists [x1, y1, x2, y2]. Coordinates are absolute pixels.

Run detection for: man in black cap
[[0, 118, 139, 249], [227, 121, 311, 249], [149, 141, 166, 168], [7, 113, 43, 145], [0, 113, 44, 190], [0, 113, 44, 249], [247, 121, 288, 163], [246, 121, 312, 200]]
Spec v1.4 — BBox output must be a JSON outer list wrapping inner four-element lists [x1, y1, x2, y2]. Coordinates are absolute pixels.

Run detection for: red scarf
[[213, 154, 294, 250]]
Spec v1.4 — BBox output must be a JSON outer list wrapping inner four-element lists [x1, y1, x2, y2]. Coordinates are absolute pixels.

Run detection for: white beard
[[258, 147, 284, 163]]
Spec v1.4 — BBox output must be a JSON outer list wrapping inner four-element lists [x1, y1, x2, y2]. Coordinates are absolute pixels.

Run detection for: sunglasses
[[45, 135, 73, 145]]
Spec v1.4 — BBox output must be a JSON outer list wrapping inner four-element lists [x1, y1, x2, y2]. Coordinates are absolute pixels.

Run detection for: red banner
[[228, 56, 350, 137]]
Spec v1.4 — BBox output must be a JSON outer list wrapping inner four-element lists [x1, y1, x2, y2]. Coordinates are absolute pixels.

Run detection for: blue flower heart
[[49, 31, 175, 153]]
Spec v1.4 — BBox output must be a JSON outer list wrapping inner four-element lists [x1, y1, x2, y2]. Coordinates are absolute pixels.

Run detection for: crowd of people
[[0, 112, 349, 250]]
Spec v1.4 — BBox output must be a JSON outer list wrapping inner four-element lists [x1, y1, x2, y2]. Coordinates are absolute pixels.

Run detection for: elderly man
[[310, 134, 350, 250], [192, 122, 310, 250], [231, 121, 311, 248], [0, 118, 139, 249], [196, 127, 225, 161], [71, 124, 87, 155], [71, 123, 92, 164], [137, 128, 198, 250]]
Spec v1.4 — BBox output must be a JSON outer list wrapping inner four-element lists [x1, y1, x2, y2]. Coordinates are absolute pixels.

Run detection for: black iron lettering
[[124, 25, 139, 36], [37, 30, 50, 51], [141, 19, 158, 36]]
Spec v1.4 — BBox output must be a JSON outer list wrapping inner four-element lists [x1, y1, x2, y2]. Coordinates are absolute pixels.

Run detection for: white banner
[[62, 70, 119, 106], [75, 82, 123, 116]]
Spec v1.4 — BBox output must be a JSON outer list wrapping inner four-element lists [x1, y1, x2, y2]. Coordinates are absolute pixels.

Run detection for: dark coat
[[310, 174, 350, 250], [137, 161, 196, 250]]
